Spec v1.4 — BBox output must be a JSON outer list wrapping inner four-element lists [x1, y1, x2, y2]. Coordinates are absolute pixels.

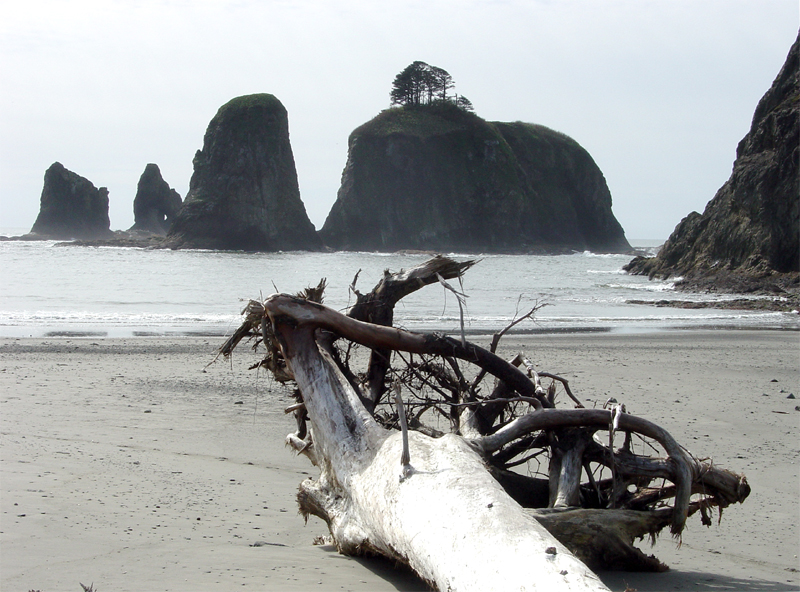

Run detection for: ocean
[[1, 230, 796, 338]]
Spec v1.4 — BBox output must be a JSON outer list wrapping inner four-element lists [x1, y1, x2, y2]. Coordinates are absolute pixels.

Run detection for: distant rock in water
[[319, 102, 630, 253], [625, 33, 799, 294], [129, 164, 183, 235], [29, 162, 112, 240], [167, 94, 321, 251]]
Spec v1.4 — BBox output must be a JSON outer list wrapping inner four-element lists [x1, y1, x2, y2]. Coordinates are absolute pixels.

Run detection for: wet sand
[[1, 330, 798, 591]]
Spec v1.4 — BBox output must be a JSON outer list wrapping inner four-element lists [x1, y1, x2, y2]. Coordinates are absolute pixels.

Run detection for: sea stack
[[29, 162, 112, 240], [167, 94, 321, 251], [625, 32, 799, 293], [129, 164, 183, 235], [319, 102, 630, 253]]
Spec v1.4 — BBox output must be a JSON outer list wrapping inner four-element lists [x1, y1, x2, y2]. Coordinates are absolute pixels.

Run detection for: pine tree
[[389, 62, 469, 111]]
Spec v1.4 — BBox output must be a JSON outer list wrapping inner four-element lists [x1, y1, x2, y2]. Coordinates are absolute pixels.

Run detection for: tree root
[[215, 256, 751, 588]]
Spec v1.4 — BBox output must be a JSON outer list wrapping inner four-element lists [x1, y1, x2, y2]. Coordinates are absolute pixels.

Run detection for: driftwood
[[218, 256, 750, 591]]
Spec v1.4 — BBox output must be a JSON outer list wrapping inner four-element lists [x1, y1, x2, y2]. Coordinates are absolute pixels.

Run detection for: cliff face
[[319, 103, 629, 253], [493, 122, 630, 253], [626, 33, 799, 293], [167, 94, 321, 251], [29, 162, 112, 239], [129, 164, 183, 235]]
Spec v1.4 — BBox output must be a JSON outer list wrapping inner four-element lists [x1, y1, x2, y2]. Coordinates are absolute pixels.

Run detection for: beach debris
[[216, 256, 751, 591]]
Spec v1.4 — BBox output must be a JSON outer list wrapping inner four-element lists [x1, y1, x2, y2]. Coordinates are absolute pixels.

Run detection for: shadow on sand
[[318, 545, 798, 592], [599, 568, 799, 592]]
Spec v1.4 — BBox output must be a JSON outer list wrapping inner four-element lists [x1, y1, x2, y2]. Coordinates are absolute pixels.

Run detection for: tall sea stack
[[167, 94, 321, 251], [129, 164, 183, 235], [319, 102, 630, 253], [29, 162, 112, 240], [625, 32, 799, 293]]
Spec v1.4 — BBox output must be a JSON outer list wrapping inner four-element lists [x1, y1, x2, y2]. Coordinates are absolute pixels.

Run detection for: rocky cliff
[[129, 164, 183, 235], [319, 102, 630, 253], [167, 94, 321, 251], [625, 33, 799, 294], [29, 162, 112, 240]]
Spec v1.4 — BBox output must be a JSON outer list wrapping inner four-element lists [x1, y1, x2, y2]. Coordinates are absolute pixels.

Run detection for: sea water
[[0, 231, 796, 338]]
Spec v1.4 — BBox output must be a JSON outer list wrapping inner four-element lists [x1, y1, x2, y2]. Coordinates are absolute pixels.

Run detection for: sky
[[0, 0, 797, 240]]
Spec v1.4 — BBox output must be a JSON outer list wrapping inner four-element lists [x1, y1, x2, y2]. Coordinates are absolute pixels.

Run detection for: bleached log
[[217, 256, 752, 588], [267, 295, 609, 591]]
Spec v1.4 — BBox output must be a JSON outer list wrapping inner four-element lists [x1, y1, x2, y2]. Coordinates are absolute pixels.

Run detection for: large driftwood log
[[218, 257, 750, 591], [269, 296, 608, 591]]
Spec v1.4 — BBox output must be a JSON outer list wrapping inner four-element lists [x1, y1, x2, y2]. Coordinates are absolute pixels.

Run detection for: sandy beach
[[2, 330, 798, 591]]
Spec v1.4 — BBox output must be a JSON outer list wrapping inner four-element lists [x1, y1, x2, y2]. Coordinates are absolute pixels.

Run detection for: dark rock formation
[[129, 164, 182, 235], [166, 94, 321, 251], [493, 121, 630, 253], [625, 32, 799, 295], [29, 162, 112, 240], [319, 102, 630, 253]]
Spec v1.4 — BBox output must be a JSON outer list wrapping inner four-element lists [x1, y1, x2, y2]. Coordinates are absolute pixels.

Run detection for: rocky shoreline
[[625, 256, 800, 299], [624, 34, 798, 299], [628, 294, 799, 314], [2, 231, 649, 257], [0, 230, 167, 249]]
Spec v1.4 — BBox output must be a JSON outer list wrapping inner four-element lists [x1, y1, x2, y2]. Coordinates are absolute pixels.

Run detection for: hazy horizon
[[1, 1, 796, 240]]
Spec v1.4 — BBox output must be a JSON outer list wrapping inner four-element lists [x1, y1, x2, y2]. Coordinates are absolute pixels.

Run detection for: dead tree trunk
[[218, 257, 750, 591], [268, 295, 608, 591]]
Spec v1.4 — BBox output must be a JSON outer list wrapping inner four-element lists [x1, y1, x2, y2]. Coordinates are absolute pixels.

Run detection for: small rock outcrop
[[625, 32, 799, 294], [29, 162, 112, 239], [129, 164, 183, 235], [319, 102, 630, 253], [167, 94, 321, 251]]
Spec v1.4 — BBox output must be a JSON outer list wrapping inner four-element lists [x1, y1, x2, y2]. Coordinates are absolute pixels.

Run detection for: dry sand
[[1, 330, 798, 591]]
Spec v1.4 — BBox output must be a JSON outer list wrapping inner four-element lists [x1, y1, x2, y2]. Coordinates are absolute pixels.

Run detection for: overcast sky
[[1, 0, 796, 240]]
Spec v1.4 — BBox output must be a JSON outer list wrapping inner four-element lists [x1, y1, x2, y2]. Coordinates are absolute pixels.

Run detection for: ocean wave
[[2, 240, 794, 337], [578, 251, 630, 259], [586, 269, 627, 275], [598, 282, 676, 292], [639, 247, 661, 257], [538, 311, 790, 324], [0, 310, 239, 326]]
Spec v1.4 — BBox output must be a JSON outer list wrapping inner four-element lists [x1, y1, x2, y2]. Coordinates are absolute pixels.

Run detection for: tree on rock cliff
[[390, 61, 468, 109], [454, 94, 475, 112]]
